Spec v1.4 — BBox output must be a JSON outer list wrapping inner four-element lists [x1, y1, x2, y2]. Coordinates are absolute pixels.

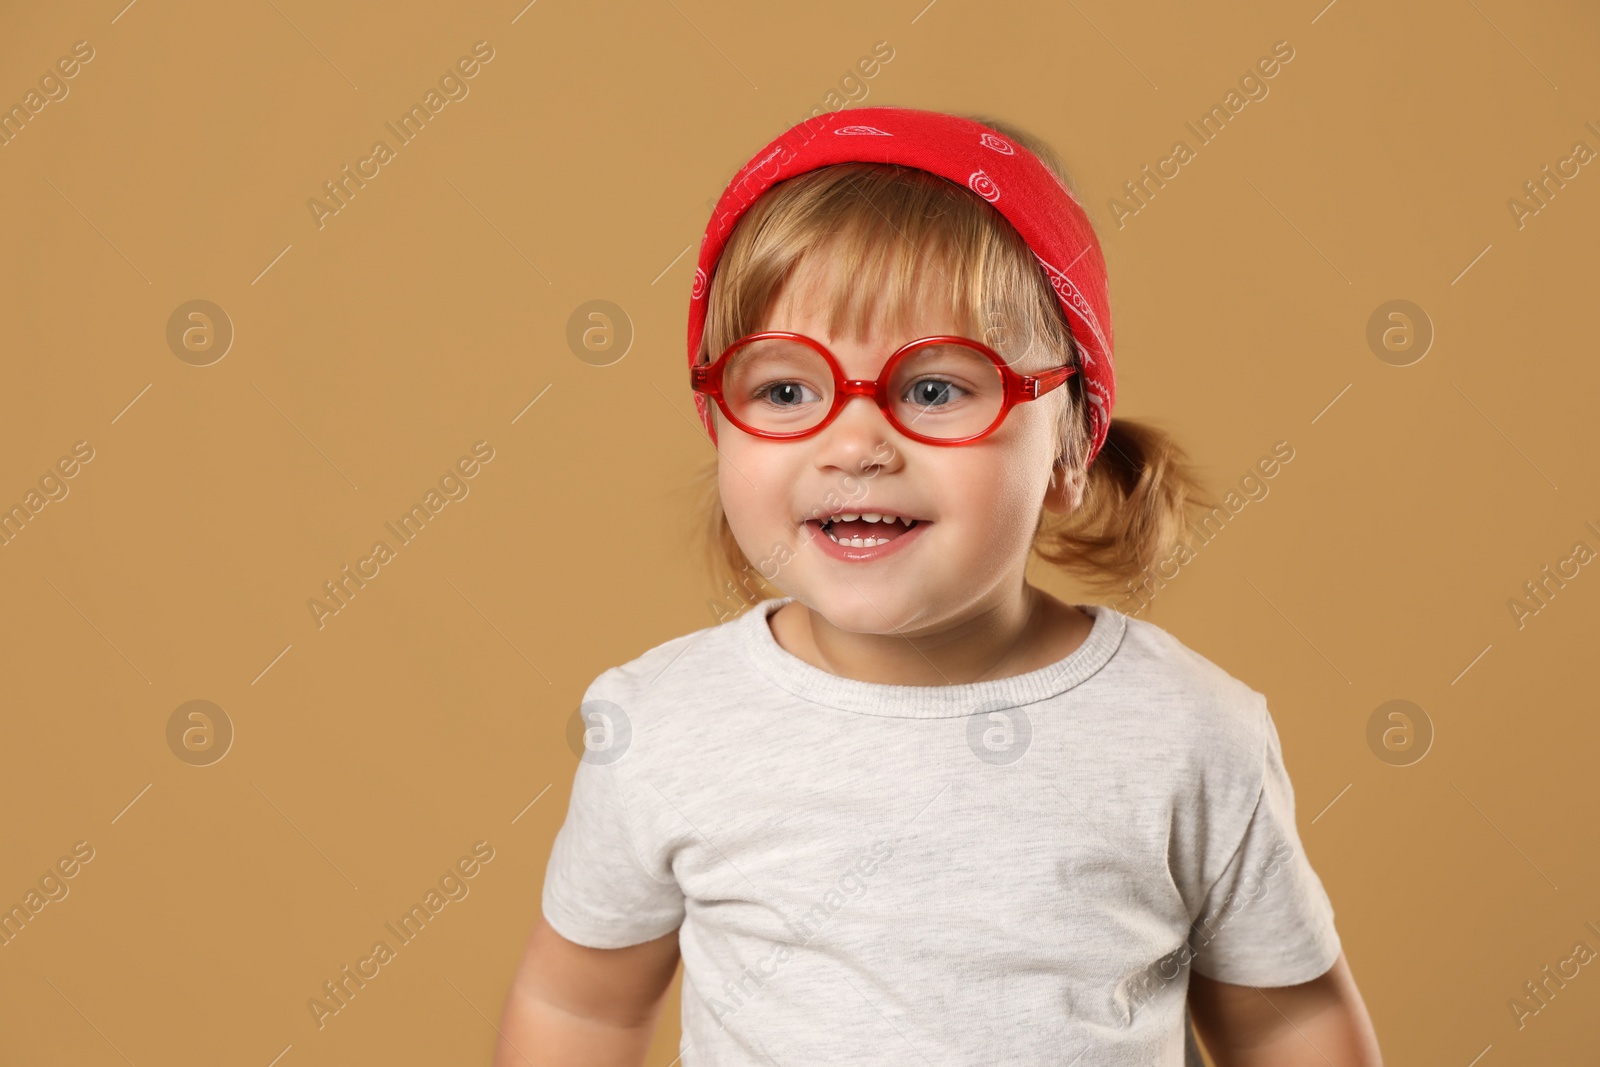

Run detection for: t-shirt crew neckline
[[734, 595, 1128, 718]]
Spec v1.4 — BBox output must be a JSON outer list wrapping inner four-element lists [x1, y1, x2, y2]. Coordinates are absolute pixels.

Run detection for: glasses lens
[[889, 342, 1005, 439], [722, 337, 835, 434]]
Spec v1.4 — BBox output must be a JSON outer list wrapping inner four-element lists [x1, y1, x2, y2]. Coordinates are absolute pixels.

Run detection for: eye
[[754, 381, 822, 408], [903, 378, 970, 408]]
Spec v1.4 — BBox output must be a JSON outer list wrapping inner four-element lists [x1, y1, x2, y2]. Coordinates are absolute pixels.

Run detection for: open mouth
[[803, 513, 924, 548]]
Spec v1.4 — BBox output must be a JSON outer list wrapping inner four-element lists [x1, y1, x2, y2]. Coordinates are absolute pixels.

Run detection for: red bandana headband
[[686, 105, 1115, 464]]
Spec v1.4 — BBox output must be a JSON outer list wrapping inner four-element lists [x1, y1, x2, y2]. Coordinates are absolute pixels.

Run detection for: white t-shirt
[[541, 595, 1342, 1066]]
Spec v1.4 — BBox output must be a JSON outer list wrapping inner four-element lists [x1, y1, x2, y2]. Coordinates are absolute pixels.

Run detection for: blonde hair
[[692, 114, 1220, 621]]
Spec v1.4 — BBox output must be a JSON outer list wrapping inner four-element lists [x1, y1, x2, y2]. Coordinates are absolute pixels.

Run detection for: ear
[[1042, 461, 1085, 515]]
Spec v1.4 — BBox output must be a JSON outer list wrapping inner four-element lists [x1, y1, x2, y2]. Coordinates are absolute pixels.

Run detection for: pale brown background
[[1, 0, 1597, 1064]]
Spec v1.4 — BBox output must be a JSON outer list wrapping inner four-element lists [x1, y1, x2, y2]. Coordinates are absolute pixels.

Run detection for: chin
[[803, 585, 925, 634]]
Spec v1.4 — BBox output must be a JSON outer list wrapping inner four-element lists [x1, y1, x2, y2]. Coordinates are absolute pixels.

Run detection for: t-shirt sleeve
[[1187, 701, 1342, 986], [540, 686, 685, 949]]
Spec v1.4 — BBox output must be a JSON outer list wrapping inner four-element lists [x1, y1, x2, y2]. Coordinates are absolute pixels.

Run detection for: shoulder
[[577, 607, 756, 729], [1096, 609, 1271, 775]]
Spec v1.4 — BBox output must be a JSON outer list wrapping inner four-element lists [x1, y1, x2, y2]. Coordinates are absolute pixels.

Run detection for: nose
[[811, 393, 903, 476]]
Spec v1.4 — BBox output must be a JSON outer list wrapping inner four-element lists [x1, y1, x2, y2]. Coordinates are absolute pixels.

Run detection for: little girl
[[498, 106, 1382, 1066]]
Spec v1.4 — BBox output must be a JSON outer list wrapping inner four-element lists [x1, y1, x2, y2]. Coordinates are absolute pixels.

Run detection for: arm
[[1187, 951, 1383, 1067], [495, 915, 682, 1067]]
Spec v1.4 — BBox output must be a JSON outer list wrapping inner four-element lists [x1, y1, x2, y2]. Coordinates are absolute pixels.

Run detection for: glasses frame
[[691, 331, 1078, 446]]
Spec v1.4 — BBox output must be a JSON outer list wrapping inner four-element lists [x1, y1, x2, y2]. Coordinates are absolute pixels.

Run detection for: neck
[[773, 581, 1081, 687]]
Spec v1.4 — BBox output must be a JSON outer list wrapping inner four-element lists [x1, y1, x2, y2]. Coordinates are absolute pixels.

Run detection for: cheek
[[945, 456, 1035, 522], [982, 480, 1043, 536], [943, 445, 1051, 543], [717, 448, 790, 532], [717, 465, 756, 528]]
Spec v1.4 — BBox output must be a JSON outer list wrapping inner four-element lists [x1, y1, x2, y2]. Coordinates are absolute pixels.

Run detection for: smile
[[821, 513, 918, 547], [799, 513, 929, 562]]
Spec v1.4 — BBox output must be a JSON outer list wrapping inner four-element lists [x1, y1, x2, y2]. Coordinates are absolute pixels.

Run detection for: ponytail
[[1033, 415, 1223, 603]]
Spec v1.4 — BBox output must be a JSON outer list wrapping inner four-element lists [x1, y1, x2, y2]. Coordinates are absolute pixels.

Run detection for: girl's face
[[715, 256, 1072, 636]]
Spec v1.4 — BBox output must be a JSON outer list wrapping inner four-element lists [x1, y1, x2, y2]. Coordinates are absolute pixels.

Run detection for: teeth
[[826, 527, 891, 547], [814, 513, 921, 530]]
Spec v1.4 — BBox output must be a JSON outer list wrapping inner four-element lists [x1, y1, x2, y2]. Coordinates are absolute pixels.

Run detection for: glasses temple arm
[[1025, 365, 1078, 399]]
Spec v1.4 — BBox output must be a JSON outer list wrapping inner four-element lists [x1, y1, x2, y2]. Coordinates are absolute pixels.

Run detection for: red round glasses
[[690, 331, 1078, 446]]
